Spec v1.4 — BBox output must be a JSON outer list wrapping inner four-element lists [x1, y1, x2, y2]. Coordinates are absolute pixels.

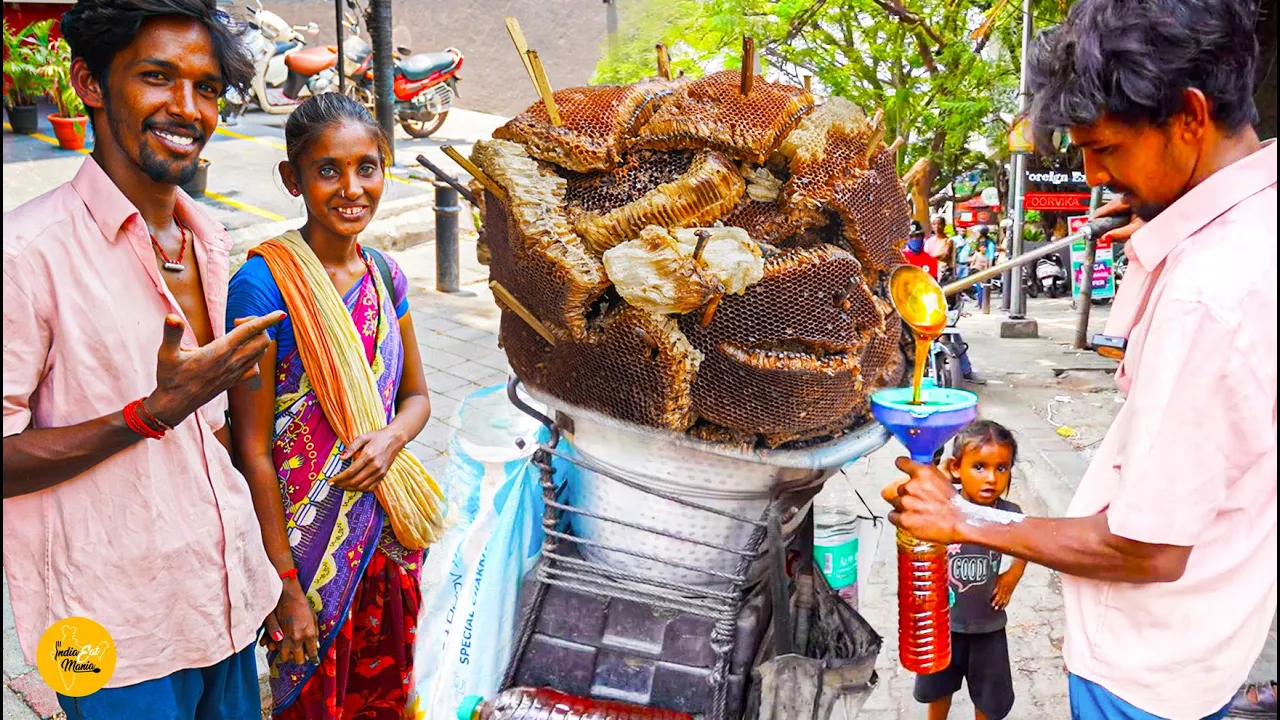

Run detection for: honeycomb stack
[[473, 70, 910, 448]]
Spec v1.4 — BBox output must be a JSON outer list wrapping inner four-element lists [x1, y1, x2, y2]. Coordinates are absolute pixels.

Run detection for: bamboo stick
[[504, 17, 537, 87], [526, 49, 562, 126], [803, 74, 812, 94], [741, 36, 755, 95], [441, 145, 504, 203], [490, 281, 557, 345], [656, 43, 671, 80], [886, 136, 905, 157]]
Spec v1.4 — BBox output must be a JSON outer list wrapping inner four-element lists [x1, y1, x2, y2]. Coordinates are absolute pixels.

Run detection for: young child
[[913, 420, 1027, 720]]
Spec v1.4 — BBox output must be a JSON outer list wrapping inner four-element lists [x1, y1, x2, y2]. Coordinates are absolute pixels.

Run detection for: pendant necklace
[[151, 214, 189, 272]]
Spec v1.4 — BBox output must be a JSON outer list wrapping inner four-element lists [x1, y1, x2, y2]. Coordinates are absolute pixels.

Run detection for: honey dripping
[[460, 688, 695, 720]]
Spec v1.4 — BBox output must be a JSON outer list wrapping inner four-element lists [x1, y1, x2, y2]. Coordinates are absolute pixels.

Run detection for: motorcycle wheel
[[400, 109, 448, 139], [1027, 280, 1040, 298], [932, 344, 958, 390]]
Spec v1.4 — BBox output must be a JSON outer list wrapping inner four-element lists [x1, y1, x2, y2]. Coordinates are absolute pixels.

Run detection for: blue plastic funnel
[[870, 386, 979, 464]]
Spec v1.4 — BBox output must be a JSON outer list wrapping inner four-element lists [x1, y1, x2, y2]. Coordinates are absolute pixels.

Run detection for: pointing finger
[[225, 311, 286, 346]]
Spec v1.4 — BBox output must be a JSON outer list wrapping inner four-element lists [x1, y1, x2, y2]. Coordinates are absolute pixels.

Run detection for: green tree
[[594, 0, 1068, 223]]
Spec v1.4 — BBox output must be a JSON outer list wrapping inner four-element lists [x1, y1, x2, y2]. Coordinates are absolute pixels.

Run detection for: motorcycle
[[337, 0, 462, 138], [1027, 253, 1069, 298], [222, 0, 324, 121]]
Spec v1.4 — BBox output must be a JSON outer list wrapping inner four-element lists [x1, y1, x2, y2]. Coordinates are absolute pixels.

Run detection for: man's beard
[[1128, 196, 1168, 222], [108, 109, 205, 185]]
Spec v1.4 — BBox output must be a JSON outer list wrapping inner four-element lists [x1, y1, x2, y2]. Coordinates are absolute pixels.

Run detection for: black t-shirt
[[947, 497, 1022, 634]]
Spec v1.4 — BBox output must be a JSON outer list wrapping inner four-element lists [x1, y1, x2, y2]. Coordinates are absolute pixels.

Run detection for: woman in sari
[[227, 93, 433, 719]]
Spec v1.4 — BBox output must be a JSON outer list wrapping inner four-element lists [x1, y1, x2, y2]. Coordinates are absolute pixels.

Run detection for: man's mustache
[[144, 121, 206, 144]]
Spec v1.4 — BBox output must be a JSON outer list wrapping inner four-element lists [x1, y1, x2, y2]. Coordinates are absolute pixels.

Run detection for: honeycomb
[[471, 140, 610, 339], [493, 80, 680, 173], [778, 97, 879, 213], [573, 151, 746, 255], [720, 197, 827, 246], [773, 97, 908, 271], [630, 70, 816, 164], [833, 145, 911, 272], [677, 245, 885, 438], [561, 150, 694, 216], [499, 303, 704, 430], [473, 75, 913, 449]]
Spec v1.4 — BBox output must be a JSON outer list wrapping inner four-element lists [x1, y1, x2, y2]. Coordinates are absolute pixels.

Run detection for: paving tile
[[2, 686, 39, 720], [424, 371, 473, 396], [446, 359, 504, 385], [3, 575, 33, 682], [422, 347, 469, 372], [6, 673, 58, 719], [414, 315, 463, 333], [443, 325, 495, 343]]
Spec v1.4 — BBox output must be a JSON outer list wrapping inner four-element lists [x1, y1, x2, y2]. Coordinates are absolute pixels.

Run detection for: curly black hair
[[1026, 0, 1260, 152], [60, 0, 253, 98]]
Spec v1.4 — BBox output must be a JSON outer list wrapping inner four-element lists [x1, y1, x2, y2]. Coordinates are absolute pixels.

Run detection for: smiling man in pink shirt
[[2, 0, 285, 717], [881, 1, 1276, 718]]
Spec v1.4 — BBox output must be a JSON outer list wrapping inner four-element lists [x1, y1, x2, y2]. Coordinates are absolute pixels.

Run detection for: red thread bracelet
[[123, 400, 165, 440], [279, 568, 299, 582], [135, 400, 171, 432]]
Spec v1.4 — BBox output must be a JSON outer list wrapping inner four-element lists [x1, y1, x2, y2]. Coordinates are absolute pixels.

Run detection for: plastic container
[[458, 688, 694, 719], [896, 527, 951, 674], [814, 503, 861, 609]]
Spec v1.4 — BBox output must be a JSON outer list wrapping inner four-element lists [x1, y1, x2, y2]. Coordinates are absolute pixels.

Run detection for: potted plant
[[46, 37, 89, 150], [3, 19, 55, 135]]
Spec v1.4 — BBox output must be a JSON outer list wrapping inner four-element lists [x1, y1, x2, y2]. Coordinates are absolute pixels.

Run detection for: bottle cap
[[457, 695, 485, 720]]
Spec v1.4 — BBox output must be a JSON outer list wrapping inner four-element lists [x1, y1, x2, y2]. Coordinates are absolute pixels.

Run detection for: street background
[[3, 106, 1276, 718]]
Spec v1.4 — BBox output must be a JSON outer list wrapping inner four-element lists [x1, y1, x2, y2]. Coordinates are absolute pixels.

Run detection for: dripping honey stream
[[888, 265, 948, 404]]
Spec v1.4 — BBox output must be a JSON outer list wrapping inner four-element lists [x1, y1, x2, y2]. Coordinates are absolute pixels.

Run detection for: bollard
[[434, 182, 460, 293]]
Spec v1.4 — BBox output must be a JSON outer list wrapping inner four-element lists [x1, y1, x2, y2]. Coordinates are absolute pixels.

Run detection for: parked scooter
[[222, 0, 323, 121], [1027, 253, 1069, 298], [337, 0, 462, 138]]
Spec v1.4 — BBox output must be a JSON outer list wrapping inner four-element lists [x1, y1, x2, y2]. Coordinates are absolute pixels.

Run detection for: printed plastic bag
[[409, 384, 575, 720]]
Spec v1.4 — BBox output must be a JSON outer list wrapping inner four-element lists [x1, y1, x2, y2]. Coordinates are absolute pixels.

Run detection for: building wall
[[259, 0, 613, 117], [3, 1, 71, 39]]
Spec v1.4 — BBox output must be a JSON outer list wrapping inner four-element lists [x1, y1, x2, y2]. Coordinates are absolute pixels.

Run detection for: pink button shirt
[[2, 158, 281, 687], [1062, 141, 1277, 719]]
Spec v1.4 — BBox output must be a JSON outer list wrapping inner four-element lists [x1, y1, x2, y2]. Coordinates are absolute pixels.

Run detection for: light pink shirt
[[2, 158, 281, 687], [1062, 141, 1277, 719]]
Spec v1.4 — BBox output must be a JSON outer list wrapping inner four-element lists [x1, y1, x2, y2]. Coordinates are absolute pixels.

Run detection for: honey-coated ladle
[[888, 264, 948, 405]]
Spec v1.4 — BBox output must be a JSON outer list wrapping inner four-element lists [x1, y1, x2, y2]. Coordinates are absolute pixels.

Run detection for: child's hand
[[991, 570, 1022, 610]]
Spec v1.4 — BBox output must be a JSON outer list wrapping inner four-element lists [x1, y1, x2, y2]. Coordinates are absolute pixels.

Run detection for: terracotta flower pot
[[48, 114, 88, 150], [6, 104, 39, 135]]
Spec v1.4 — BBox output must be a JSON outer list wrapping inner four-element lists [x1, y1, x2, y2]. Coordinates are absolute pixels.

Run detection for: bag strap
[[364, 247, 396, 307]]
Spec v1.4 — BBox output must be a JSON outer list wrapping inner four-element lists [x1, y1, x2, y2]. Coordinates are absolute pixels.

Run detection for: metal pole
[[434, 182, 460, 293], [370, 0, 395, 158], [605, 0, 618, 56], [1008, 0, 1034, 319], [942, 213, 1129, 297], [335, 0, 345, 96], [1072, 185, 1105, 348]]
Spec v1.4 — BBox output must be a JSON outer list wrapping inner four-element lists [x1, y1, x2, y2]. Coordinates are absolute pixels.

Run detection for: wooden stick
[[526, 49, 562, 126], [870, 107, 885, 132], [886, 136, 905, 156], [803, 74, 812, 94], [441, 145, 504, 202], [655, 43, 671, 80], [504, 17, 537, 88], [490, 281, 557, 345], [741, 36, 755, 95]]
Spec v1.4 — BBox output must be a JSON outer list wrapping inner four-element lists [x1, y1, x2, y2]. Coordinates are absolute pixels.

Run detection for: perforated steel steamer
[[519, 381, 890, 588]]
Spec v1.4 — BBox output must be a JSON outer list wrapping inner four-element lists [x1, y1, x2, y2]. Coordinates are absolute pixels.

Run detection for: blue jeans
[[1069, 674, 1230, 720], [58, 643, 260, 720]]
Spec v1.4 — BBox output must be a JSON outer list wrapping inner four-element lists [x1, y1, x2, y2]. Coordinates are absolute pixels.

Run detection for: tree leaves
[[594, 0, 1067, 197]]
